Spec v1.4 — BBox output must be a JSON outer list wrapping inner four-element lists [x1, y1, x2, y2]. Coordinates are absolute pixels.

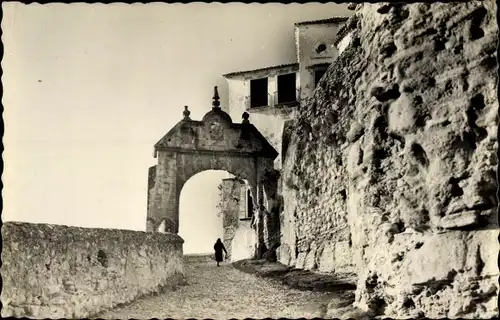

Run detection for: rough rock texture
[[1, 222, 185, 319], [281, 1, 498, 318]]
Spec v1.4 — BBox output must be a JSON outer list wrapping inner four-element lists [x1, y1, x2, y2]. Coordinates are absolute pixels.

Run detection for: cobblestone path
[[99, 261, 336, 319]]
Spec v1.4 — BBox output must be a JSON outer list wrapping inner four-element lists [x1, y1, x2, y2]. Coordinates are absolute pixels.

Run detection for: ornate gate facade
[[146, 87, 278, 258]]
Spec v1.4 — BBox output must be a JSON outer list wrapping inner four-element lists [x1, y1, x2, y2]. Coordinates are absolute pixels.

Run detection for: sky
[[179, 170, 233, 254], [2, 2, 351, 251]]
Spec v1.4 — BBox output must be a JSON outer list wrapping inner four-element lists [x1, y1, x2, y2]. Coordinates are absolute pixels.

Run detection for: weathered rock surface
[[280, 1, 498, 318], [1, 221, 185, 319]]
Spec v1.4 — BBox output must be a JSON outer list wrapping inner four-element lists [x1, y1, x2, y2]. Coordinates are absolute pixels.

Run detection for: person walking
[[214, 238, 227, 267]]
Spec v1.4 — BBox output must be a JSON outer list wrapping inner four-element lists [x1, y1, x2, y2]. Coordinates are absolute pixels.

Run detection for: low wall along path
[[0, 222, 184, 319]]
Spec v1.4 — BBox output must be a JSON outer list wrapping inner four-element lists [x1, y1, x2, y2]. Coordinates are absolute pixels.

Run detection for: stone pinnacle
[[212, 86, 221, 109], [183, 105, 191, 120]]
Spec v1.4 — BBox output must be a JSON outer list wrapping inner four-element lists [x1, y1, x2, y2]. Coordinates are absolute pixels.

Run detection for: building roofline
[[333, 15, 358, 46], [223, 63, 299, 79], [334, 24, 349, 46], [294, 16, 350, 27]]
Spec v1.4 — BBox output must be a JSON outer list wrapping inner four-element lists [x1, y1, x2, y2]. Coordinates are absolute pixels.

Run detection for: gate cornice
[[154, 147, 276, 159], [153, 86, 278, 160]]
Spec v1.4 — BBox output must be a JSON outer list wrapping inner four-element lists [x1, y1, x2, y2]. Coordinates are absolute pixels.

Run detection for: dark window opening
[[316, 43, 327, 54], [277, 73, 297, 104], [314, 69, 328, 87], [247, 190, 254, 218], [250, 78, 268, 108]]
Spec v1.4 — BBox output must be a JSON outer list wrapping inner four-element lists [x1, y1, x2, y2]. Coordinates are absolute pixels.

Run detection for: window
[[277, 73, 297, 104], [314, 68, 328, 87], [246, 189, 254, 218], [239, 184, 254, 220], [316, 43, 327, 54], [250, 78, 268, 108]]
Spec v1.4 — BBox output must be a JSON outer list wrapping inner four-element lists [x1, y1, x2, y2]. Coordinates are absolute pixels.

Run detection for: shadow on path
[[233, 259, 375, 319], [96, 258, 374, 319], [232, 259, 357, 292]]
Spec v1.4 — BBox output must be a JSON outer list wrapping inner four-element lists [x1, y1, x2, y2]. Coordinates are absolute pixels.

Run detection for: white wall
[[226, 77, 298, 170], [295, 22, 346, 100], [230, 220, 257, 261]]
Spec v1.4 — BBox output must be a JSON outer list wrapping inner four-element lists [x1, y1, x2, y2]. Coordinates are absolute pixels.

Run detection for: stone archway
[[146, 86, 278, 257]]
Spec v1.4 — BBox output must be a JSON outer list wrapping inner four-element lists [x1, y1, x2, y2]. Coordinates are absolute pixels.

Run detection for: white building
[[222, 17, 352, 170]]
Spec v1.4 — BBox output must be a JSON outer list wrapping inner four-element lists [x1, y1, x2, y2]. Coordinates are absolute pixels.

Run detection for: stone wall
[[147, 151, 178, 233], [221, 178, 243, 259], [261, 169, 282, 256], [146, 165, 157, 230], [281, 1, 498, 318], [1, 221, 184, 319], [220, 178, 258, 261]]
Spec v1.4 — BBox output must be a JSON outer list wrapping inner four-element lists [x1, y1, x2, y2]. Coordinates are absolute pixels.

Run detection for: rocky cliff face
[[281, 1, 498, 318]]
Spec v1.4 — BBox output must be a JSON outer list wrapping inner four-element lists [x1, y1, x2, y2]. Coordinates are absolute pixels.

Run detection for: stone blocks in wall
[[146, 165, 157, 222], [293, 238, 355, 274], [1, 222, 184, 319], [281, 136, 354, 273], [147, 152, 178, 232], [317, 240, 355, 274]]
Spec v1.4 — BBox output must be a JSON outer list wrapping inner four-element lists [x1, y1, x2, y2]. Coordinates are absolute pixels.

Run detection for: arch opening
[[179, 169, 257, 261], [179, 170, 234, 255], [146, 88, 279, 260]]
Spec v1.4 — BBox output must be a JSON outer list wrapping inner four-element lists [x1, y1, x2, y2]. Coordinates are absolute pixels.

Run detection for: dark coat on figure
[[214, 241, 227, 262]]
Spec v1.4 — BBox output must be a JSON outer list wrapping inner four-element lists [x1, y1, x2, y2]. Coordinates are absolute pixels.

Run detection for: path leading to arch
[[98, 261, 338, 319]]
